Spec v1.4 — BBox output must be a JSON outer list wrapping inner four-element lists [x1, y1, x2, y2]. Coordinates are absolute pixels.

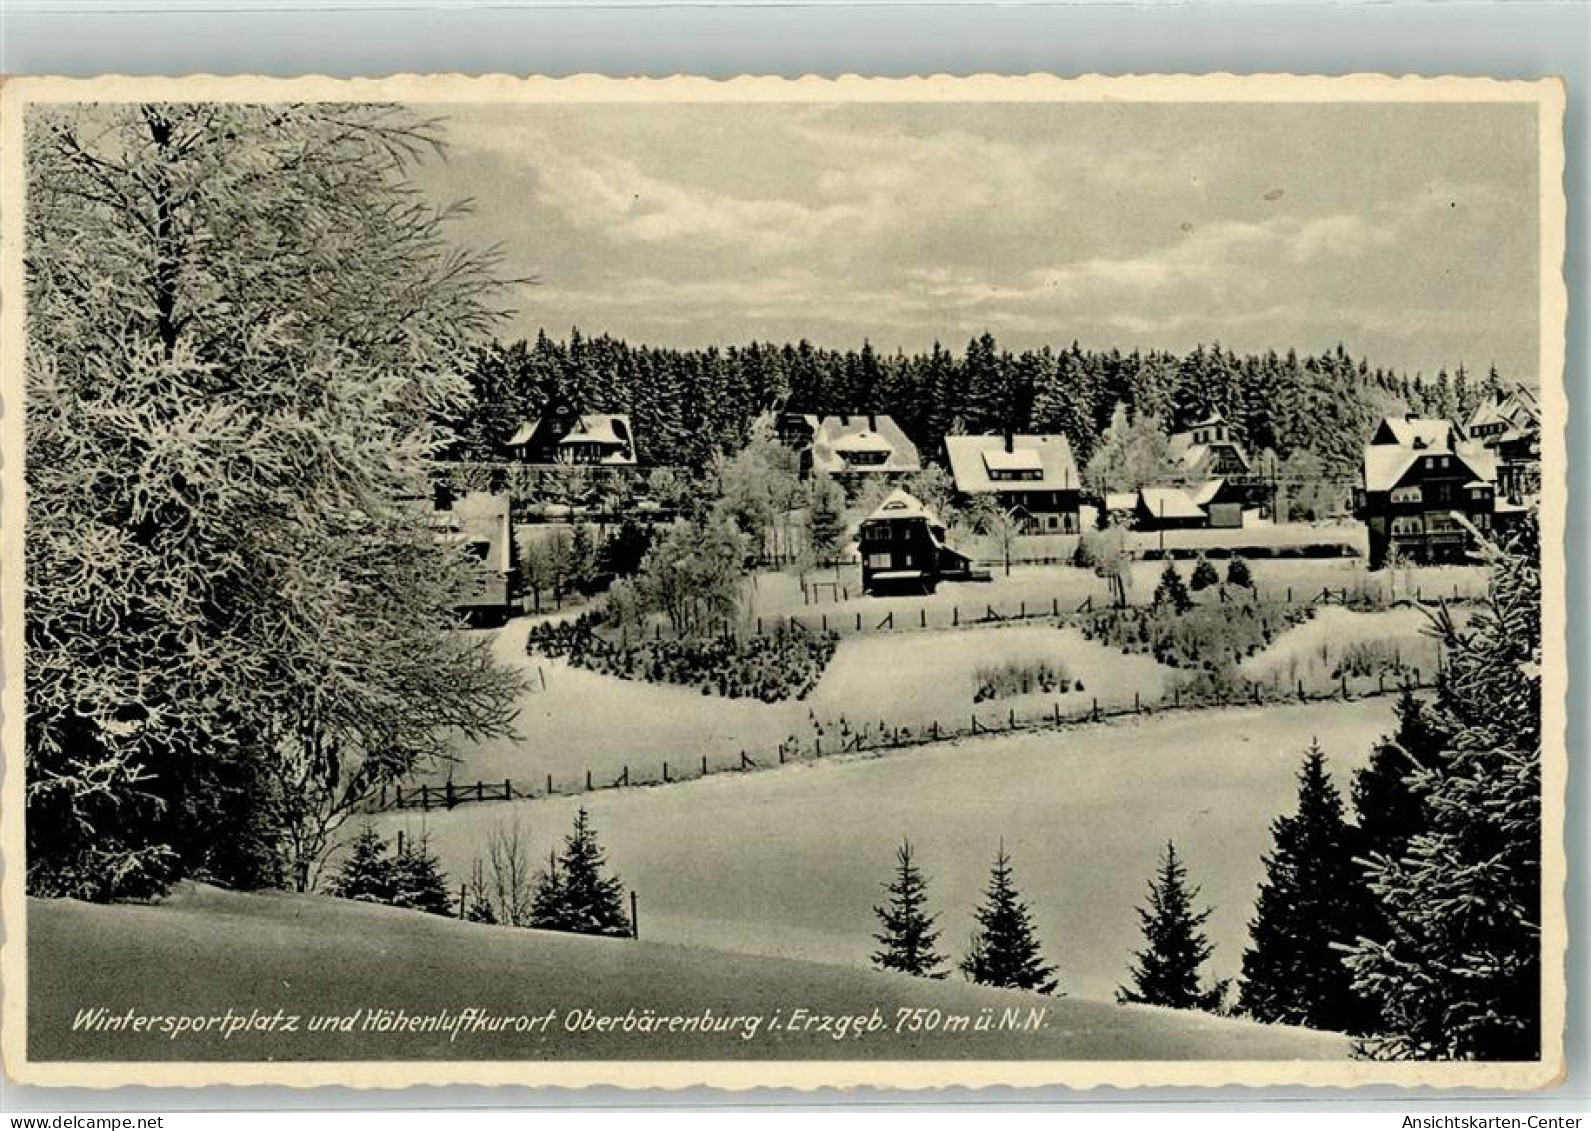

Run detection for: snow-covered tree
[[23, 104, 524, 899], [1189, 555, 1221, 593], [961, 845, 1060, 994], [1153, 562, 1194, 613], [1118, 841, 1229, 1012], [1239, 745, 1379, 1034], [529, 808, 631, 938], [328, 826, 396, 906], [872, 839, 949, 979], [1347, 518, 1542, 1060]]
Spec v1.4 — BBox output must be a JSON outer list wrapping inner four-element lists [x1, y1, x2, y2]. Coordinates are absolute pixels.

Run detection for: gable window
[[1391, 485, 1422, 505]]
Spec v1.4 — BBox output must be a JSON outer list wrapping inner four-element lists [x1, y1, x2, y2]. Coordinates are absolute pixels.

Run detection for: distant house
[[808, 414, 921, 483], [1355, 414, 1498, 569], [775, 412, 820, 449], [1167, 412, 1252, 478], [1189, 479, 1247, 529], [1133, 486, 1209, 531], [1465, 386, 1541, 504], [506, 402, 638, 467], [432, 491, 518, 623], [943, 433, 1082, 534], [858, 488, 973, 595]]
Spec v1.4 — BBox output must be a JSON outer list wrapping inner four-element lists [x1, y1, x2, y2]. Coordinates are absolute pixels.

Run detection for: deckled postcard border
[[0, 72, 1568, 1091]]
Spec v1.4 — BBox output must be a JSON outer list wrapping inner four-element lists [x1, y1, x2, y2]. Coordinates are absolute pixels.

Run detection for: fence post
[[630, 891, 639, 940], [1340, 673, 1348, 698], [953, 606, 959, 627], [702, 755, 708, 776], [757, 616, 763, 635], [545, 773, 553, 796], [445, 780, 455, 810], [1287, 586, 1293, 603], [1019, 600, 1026, 619], [920, 608, 927, 628], [856, 612, 862, 631], [476, 781, 485, 803], [586, 769, 593, 791], [421, 787, 429, 812], [1053, 701, 1061, 725], [1173, 686, 1179, 708], [459, 883, 467, 920], [394, 785, 403, 809], [1134, 690, 1141, 713], [1378, 672, 1386, 693], [931, 720, 939, 741], [1009, 707, 1016, 729], [1053, 596, 1059, 617], [379, 784, 387, 810], [663, 761, 671, 783], [822, 613, 828, 632], [1092, 696, 1099, 721], [1298, 678, 1305, 700]]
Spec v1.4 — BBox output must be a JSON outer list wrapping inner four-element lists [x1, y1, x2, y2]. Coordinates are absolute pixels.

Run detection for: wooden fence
[[368, 669, 1438, 815], [752, 581, 1482, 640]]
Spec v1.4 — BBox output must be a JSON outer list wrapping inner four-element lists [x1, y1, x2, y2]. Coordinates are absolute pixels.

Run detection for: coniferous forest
[[450, 329, 1514, 478]]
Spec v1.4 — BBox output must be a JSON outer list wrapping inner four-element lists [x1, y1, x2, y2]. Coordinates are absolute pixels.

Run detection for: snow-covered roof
[[1136, 487, 1205, 520], [507, 413, 637, 465], [944, 433, 1080, 493], [436, 491, 513, 573], [810, 415, 921, 474], [1362, 436, 1498, 493], [1189, 479, 1226, 507], [1371, 415, 1454, 449]]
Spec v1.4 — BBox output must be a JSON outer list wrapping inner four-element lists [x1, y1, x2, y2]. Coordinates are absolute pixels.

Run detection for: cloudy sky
[[417, 99, 1539, 380]]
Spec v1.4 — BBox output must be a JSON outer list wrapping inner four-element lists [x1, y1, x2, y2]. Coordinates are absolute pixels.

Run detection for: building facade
[[857, 489, 972, 595], [943, 433, 1082, 534], [1356, 415, 1498, 569]]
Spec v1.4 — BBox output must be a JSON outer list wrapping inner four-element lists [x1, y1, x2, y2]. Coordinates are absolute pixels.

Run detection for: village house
[[1465, 385, 1541, 505], [506, 401, 638, 467], [1132, 486, 1210, 532], [857, 488, 974, 595], [943, 433, 1082, 534], [1167, 411, 1252, 479], [1356, 414, 1498, 569], [430, 491, 518, 624], [805, 413, 921, 487]]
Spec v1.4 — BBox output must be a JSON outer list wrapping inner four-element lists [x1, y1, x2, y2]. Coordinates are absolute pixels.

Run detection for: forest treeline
[[451, 329, 1514, 479]]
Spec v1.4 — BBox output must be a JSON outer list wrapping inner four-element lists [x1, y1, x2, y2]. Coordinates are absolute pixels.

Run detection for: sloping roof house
[[1167, 412, 1251, 477], [809, 413, 921, 476], [1134, 486, 1209, 530], [944, 433, 1083, 534], [1358, 415, 1499, 568], [431, 491, 516, 620], [507, 409, 638, 466]]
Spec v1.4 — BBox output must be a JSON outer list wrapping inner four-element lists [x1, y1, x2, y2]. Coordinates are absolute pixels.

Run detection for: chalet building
[[1356, 415, 1498, 569], [858, 489, 973, 595], [1168, 412, 1252, 478], [807, 414, 921, 484], [506, 402, 638, 467], [1133, 487, 1210, 531], [1466, 386, 1541, 504], [431, 491, 518, 623], [943, 433, 1082, 534]]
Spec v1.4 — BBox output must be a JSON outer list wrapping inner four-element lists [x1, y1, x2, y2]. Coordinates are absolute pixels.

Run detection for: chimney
[[1004, 431, 1014, 453], [868, 412, 877, 432], [841, 413, 850, 426]]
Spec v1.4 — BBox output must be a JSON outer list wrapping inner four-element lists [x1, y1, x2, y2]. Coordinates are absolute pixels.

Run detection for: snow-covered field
[[434, 621, 1175, 789], [391, 698, 1397, 1003], [1241, 605, 1452, 688], [29, 885, 1348, 1061]]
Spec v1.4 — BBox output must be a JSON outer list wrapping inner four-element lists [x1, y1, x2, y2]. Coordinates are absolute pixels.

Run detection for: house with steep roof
[[943, 433, 1082, 534], [857, 488, 973, 594], [506, 402, 638, 467], [1167, 412, 1252, 478], [1355, 415, 1498, 569], [1133, 486, 1210, 531], [431, 491, 518, 623], [808, 413, 921, 485], [1465, 387, 1541, 504]]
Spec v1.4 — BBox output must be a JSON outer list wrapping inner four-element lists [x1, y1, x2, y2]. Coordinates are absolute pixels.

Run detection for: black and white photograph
[[0, 74, 1567, 1090]]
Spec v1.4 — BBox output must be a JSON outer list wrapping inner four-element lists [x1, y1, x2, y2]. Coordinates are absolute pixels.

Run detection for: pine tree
[[960, 845, 1060, 994], [1189, 555, 1220, 592], [389, 833, 454, 917], [329, 825, 395, 905], [1238, 744, 1379, 1033], [1225, 555, 1254, 589], [1153, 562, 1193, 613], [1352, 690, 1446, 862], [1118, 841, 1228, 1012], [1347, 518, 1542, 1060], [871, 839, 949, 979], [529, 807, 631, 938]]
